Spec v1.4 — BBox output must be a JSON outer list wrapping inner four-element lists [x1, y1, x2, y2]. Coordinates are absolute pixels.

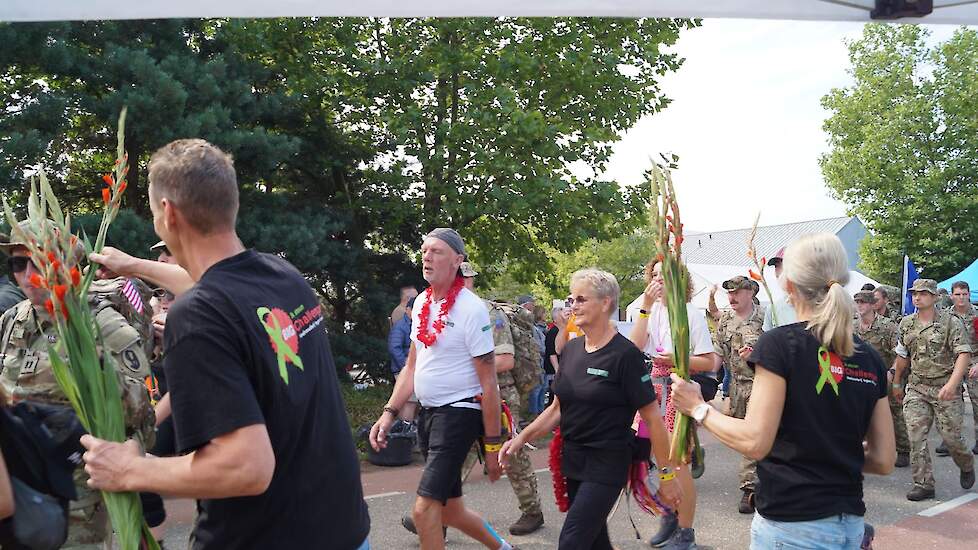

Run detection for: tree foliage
[[0, 17, 697, 377], [821, 24, 978, 283]]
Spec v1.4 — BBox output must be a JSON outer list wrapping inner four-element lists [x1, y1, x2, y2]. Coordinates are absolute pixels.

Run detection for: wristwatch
[[691, 403, 711, 425]]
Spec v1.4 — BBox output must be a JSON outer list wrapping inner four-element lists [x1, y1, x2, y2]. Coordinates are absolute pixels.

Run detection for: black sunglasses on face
[[7, 256, 32, 274]]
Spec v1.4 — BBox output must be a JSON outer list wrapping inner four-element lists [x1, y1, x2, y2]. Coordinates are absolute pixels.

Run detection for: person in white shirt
[[370, 228, 514, 550], [628, 259, 718, 550]]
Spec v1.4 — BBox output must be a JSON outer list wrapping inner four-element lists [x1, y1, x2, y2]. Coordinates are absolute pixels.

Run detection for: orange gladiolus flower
[[54, 284, 67, 302], [47, 252, 56, 263], [118, 180, 127, 193], [44, 299, 55, 317], [102, 173, 115, 186], [749, 270, 763, 282], [70, 267, 80, 286], [656, 253, 665, 262], [61, 302, 69, 319], [102, 188, 111, 205]]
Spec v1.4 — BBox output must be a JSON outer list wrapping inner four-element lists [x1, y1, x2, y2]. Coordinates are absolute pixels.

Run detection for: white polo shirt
[[411, 287, 494, 408], [644, 302, 715, 358]]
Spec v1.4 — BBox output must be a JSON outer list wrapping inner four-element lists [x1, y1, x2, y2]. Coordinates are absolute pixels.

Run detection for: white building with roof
[[681, 216, 867, 272]]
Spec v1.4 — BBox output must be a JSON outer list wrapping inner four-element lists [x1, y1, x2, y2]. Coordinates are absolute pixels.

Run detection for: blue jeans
[[529, 373, 553, 414], [356, 537, 370, 550], [751, 512, 864, 549]]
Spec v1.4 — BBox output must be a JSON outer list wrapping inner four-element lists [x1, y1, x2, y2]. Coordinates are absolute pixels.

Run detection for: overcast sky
[[585, 18, 963, 233]]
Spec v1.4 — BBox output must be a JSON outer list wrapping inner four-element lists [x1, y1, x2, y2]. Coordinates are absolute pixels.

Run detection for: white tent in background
[[3, 0, 978, 23], [623, 263, 882, 321]]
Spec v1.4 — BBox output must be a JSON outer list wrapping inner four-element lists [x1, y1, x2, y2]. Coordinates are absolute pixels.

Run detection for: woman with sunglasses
[[501, 268, 682, 550]]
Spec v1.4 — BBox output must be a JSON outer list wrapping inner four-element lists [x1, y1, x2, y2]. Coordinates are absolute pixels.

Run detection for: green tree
[[1, 17, 697, 378], [821, 24, 978, 283]]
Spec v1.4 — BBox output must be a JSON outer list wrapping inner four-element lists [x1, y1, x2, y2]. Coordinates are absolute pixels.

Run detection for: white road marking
[[917, 493, 978, 517], [365, 491, 405, 500]]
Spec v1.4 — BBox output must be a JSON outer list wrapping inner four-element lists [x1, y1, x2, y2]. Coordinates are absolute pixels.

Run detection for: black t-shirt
[[544, 325, 559, 374], [748, 322, 888, 522], [553, 333, 656, 486], [165, 250, 370, 549]]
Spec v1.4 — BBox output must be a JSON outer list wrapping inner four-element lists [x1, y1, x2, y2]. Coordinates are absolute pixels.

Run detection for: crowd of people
[[0, 136, 973, 550]]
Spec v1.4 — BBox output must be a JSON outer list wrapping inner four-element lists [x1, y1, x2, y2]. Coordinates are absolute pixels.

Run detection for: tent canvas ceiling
[[3, 0, 978, 23]]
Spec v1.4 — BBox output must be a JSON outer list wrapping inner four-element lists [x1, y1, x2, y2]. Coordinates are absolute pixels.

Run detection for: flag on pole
[[902, 255, 920, 315]]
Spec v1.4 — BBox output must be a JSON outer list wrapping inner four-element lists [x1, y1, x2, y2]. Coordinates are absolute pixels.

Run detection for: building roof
[[682, 216, 859, 267]]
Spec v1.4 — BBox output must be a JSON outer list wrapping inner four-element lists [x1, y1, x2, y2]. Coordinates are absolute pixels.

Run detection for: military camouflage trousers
[[64, 474, 110, 549], [461, 384, 541, 516], [904, 381, 975, 491], [889, 377, 911, 454], [730, 377, 757, 491]]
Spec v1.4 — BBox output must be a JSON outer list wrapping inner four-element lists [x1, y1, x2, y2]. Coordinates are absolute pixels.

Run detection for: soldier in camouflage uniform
[[854, 291, 909, 467], [874, 285, 903, 323], [466, 265, 542, 535], [892, 279, 975, 501], [0, 230, 155, 549], [948, 281, 978, 455], [715, 275, 765, 514]]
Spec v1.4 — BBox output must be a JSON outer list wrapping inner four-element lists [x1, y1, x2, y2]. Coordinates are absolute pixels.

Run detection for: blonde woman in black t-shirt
[[671, 234, 895, 550], [501, 268, 682, 550]]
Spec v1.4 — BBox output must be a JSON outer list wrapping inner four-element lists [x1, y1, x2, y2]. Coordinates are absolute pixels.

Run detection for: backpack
[[488, 302, 541, 398], [0, 402, 82, 550], [88, 277, 156, 359]]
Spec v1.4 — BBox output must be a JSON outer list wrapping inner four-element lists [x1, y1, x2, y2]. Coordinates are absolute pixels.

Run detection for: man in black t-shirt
[[79, 139, 370, 550]]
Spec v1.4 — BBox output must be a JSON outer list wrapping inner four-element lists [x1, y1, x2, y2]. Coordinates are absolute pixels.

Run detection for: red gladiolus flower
[[29, 273, 44, 288], [44, 299, 54, 317], [70, 267, 80, 286], [61, 302, 69, 319], [118, 180, 127, 193], [102, 188, 111, 205], [761, 257, 767, 267], [54, 284, 67, 302], [656, 253, 665, 262], [47, 252, 56, 263], [102, 174, 115, 186]]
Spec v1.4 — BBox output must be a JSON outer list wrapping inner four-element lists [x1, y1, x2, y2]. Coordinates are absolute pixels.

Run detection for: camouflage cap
[[459, 262, 478, 278], [722, 275, 753, 293], [853, 290, 876, 303], [910, 278, 938, 295], [516, 294, 535, 305], [0, 220, 85, 261]]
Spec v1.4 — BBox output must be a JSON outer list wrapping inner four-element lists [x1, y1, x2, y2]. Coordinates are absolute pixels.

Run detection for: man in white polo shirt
[[370, 228, 514, 550]]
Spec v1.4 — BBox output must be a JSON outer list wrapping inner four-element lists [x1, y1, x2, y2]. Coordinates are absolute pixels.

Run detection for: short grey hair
[[570, 268, 620, 313]]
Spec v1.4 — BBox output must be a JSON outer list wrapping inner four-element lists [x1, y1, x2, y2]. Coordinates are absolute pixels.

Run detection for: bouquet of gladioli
[[646, 164, 700, 464], [2, 109, 159, 550], [746, 213, 778, 327]]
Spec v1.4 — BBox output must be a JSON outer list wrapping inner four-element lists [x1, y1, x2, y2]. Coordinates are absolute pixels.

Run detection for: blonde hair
[[570, 268, 620, 313], [783, 233, 854, 356]]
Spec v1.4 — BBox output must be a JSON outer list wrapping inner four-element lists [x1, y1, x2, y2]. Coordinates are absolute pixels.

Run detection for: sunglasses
[[7, 256, 33, 274]]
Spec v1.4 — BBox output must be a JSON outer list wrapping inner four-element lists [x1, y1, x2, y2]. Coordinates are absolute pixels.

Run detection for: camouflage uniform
[[898, 310, 975, 491], [462, 303, 541, 518], [949, 304, 978, 440], [0, 299, 155, 549], [855, 313, 909, 454], [715, 305, 765, 491]]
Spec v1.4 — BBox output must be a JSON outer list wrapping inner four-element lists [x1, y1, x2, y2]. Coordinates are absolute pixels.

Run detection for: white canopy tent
[[3, 0, 978, 23], [623, 263, 882, 321]]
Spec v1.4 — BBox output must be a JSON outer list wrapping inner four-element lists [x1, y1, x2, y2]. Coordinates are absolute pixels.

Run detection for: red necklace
[[416, 276, 465, 348]]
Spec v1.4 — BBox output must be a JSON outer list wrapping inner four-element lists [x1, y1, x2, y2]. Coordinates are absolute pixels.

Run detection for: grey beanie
[[426, 228, 466, 257]]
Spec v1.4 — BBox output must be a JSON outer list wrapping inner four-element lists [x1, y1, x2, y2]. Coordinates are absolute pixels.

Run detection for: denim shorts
[[751, 512, 864, 549]]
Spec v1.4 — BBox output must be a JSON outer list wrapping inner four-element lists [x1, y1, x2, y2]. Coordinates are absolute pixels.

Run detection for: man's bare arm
[[90, 246, 195, 295], [82, 424, 275, 499]]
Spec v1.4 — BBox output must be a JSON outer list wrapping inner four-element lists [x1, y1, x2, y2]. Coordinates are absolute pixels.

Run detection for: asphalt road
[[159, 397, 978, 549]]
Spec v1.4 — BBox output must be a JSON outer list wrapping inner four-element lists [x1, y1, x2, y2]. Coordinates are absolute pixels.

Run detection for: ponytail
[[783, 234, 855, 357]]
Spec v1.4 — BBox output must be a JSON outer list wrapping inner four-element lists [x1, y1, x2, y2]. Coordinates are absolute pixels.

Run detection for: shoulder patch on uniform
[[494, 317, 505, 329], [121, 347, 142, 373]]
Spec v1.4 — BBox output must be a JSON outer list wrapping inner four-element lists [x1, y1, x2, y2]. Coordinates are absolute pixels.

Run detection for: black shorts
[[416, 405, 483, 504]]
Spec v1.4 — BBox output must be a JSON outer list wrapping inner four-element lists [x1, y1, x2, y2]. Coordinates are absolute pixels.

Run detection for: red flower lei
[[416, 276, 465, 348]]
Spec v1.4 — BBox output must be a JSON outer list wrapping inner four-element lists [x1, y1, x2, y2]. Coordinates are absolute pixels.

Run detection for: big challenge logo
[[257, 303, 324, 384]]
